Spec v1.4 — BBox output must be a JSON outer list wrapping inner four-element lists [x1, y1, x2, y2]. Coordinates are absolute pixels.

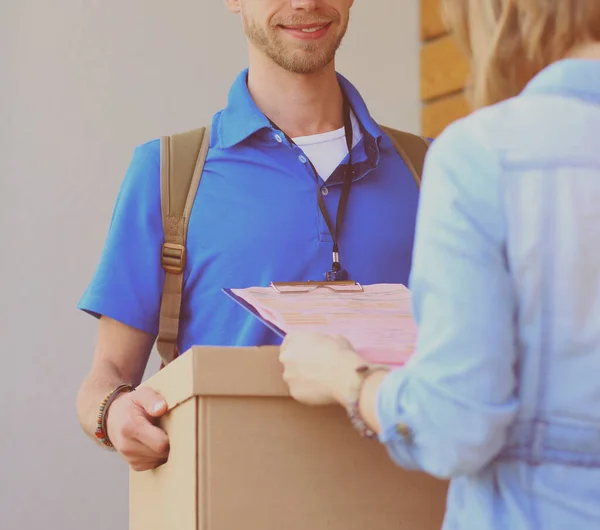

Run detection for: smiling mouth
[[280, 22, 332, 33]]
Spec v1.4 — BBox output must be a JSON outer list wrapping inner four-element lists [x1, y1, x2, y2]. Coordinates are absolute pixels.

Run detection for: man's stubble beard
[[242, 15, 348, 74]]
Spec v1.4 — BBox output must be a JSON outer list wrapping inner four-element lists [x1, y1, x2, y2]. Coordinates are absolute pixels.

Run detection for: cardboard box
[[130, 346, 448, 530]]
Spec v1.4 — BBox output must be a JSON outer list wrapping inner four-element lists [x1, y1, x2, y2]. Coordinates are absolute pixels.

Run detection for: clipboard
[[222, 282, 417, 367], [269, 280, 363, 294], [222, 281, 362, 336], [223, 288, 286, 338]]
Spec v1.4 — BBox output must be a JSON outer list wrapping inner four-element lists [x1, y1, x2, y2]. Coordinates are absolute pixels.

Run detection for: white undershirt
[[291, 111, 363, 181]]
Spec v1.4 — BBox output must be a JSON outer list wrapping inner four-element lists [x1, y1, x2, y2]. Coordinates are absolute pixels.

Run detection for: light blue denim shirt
[[376, 59, 600, 530]]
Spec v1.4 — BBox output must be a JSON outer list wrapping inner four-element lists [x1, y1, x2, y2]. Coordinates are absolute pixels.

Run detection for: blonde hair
[[442, 0, 600, 108]]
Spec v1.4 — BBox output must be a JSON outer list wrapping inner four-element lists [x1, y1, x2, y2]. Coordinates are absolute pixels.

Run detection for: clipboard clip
[[270, 280, 363, 294]]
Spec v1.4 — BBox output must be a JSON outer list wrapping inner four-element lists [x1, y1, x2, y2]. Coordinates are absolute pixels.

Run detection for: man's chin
[[279, 57, 334, 75], [276, 46, 338, 73]]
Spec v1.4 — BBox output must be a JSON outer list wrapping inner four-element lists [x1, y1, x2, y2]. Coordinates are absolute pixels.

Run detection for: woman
[[279, 1, 600, 529]]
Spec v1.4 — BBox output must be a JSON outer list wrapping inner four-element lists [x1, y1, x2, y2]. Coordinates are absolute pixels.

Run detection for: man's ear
[[223, 0, 241, 14]]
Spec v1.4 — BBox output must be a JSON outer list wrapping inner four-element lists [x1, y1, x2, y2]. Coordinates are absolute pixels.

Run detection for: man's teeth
[[301, 26, 325, 33]]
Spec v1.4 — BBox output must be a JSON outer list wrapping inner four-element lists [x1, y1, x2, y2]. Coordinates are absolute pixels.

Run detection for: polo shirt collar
[[337, 73, 384, 140], [217, 68, 383, 149]]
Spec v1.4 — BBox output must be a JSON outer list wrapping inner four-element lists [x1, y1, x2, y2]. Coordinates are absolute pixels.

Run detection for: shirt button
[[274, 134, 283, 143], [396, 423, 413, 442], [321, 187, 329, 196], [298, 155, 308, 164]]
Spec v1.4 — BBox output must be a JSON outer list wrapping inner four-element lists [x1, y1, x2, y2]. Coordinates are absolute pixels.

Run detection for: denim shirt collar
[[522, 58, 600, 105]]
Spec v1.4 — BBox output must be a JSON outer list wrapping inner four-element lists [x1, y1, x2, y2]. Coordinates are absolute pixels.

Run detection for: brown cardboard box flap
[[140, 346, 289, 410]]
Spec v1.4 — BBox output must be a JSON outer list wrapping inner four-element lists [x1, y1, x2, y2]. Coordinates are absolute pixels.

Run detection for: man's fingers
[[106, 388, 170, 471], [130, 457, 168, 473], [119, 437, 168, 472], [132, 387, 168, 418], [133, 418, 170, 457]]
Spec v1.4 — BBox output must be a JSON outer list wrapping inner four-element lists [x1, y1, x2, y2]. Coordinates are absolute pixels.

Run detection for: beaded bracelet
[[345, 364, 389, 440], [95, 384, 135, 448]]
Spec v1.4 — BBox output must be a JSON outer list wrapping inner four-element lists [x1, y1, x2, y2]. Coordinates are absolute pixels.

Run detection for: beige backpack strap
[[157, 126, 210, 366], [380, 126, 431, 188]]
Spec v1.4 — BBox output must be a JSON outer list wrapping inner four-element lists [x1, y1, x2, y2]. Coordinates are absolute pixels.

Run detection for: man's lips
[[282, 22, 331, 30], [278, 22, 333, 39]]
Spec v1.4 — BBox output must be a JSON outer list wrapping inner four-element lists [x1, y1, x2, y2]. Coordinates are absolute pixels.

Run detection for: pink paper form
[[229, 283, 418, 366]]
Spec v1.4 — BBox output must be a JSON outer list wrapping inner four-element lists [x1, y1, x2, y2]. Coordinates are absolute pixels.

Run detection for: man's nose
[[289, 0, 320, 11]]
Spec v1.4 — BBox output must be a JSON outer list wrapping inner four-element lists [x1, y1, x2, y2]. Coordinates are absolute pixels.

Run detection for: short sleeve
[[77, 140, 164, 335]]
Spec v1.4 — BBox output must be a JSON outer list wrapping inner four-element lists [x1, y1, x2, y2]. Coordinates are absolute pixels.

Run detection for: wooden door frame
[[420, 0, 469, 138]]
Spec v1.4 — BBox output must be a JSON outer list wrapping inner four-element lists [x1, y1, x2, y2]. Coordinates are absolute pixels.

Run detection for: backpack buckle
[[161, 243, 186, 274]]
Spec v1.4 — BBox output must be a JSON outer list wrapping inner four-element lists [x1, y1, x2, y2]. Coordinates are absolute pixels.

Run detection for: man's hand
[[105, 386, 170, 472]]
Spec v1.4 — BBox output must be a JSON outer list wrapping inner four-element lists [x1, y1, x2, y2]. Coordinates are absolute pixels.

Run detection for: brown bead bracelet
[[95, 383, 135, 448]]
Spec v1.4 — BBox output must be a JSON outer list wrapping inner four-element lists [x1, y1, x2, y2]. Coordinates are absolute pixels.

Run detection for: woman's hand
[[279, 332, 364, 406]]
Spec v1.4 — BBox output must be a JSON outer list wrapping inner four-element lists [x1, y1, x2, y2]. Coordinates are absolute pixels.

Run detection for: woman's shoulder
[[431, 92, 597, 168], [423, 102, 508, 182], [431, 97, 519, 155]]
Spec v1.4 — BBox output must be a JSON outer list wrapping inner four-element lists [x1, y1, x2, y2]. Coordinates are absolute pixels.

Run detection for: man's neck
[[247, 55, 345, 138]]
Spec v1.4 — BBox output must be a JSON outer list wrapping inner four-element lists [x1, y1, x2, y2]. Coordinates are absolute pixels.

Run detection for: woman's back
[[435, 58, 600, 530]]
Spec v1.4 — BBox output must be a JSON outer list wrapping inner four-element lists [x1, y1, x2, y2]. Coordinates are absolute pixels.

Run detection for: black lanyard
[[269, 94, 354, 280]]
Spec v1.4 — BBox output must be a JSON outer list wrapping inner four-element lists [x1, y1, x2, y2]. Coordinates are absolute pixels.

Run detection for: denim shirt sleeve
[[376, 119, 520, 479]]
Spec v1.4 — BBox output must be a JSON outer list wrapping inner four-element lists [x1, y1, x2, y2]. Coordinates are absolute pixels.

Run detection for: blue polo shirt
[[78, 69, 421, 351]]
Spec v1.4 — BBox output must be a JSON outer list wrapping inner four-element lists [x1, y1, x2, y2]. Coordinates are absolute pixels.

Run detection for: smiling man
[[76, 0, 429, 472]]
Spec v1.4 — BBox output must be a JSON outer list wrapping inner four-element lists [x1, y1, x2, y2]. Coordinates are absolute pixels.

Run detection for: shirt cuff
[[375, 367, 421, 470]]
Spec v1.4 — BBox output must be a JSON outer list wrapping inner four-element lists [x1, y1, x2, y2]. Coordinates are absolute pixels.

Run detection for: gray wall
[[0, 1, 419, 528]]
